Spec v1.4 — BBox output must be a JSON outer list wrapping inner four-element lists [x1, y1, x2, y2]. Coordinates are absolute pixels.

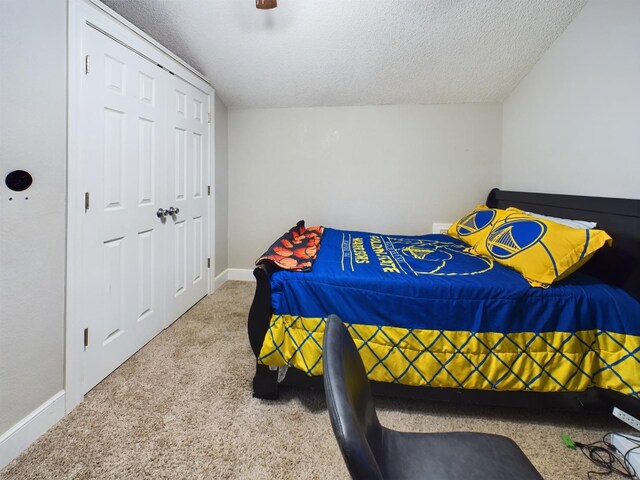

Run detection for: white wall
[[0, 1, 67, 434], [502, 0, 640, 199], [228, 104, 502, 269], [214, 94, 229, 276]]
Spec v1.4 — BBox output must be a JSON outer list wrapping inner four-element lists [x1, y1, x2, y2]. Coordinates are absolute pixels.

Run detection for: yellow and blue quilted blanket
[[258, 228, 640, 397]]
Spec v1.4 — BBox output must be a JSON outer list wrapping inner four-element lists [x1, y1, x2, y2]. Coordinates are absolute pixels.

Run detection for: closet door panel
[[79, 25, 167, 393], [165, 81, 209, 322]]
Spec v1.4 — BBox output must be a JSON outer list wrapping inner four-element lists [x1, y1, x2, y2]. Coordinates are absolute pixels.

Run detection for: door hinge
[[85, 54, 90, 74], [208, 185, 211, 196], [207, 258, 211, 268], [84, 192, 90, 212], [207, 112, 211, 124], [83, 328, 89, 350]]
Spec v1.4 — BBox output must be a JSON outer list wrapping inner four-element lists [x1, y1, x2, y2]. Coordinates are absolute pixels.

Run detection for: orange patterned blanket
[[256, 221, 324, 271]]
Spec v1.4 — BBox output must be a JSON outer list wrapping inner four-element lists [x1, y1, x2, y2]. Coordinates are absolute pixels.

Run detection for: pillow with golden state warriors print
[[472, 208, 612, 287], [447, 205, 508, 248]]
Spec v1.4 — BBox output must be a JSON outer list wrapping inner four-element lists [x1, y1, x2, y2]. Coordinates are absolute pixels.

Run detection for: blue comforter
[[270, 228, 640, 336]]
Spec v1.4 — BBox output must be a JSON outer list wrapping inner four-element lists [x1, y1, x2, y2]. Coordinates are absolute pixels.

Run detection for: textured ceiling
[[100, 0, 587, 108]]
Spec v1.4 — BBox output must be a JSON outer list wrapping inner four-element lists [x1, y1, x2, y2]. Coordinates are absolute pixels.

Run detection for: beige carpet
[[1, 281, 633, 479]]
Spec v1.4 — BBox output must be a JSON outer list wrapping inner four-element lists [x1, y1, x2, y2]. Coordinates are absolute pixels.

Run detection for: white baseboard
[[213, 269, 229, 291], [212, 268, 255, 290], [226, 268, 255, 282], [0, 390, 65, 469]]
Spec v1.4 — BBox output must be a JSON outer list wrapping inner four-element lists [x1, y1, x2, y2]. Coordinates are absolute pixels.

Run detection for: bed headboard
[[486, 188, 640, 300]]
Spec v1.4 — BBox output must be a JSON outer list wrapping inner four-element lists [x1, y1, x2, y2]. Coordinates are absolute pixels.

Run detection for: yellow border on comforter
[[258, 314, 640, 396]]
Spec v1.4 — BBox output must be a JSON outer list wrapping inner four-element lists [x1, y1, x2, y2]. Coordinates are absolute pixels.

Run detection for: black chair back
[[323, 315, 384, 480]]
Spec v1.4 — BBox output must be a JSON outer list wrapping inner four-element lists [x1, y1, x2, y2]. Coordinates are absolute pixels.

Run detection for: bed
[[247, 188, 640, 414]]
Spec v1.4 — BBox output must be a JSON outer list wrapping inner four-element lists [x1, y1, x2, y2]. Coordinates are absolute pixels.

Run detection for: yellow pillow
[[472, 208, 612, 287], [447, 205, 508, 247]]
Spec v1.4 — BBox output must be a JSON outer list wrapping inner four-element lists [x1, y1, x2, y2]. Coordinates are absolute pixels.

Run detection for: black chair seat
[[322, 315, 544, 480], [381, 430, 542, 480]]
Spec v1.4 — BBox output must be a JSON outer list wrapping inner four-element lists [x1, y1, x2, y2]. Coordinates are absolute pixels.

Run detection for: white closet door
[[79, 25, 169, 392], [165, 81, 209, 322]]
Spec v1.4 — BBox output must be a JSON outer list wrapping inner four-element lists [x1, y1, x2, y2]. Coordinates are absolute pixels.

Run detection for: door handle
[[167, 206, 180, 216], [156, 208, 166, 218]]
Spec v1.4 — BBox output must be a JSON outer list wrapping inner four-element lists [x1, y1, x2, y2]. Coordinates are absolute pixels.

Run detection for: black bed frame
[[247, 188, 640, 414]]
